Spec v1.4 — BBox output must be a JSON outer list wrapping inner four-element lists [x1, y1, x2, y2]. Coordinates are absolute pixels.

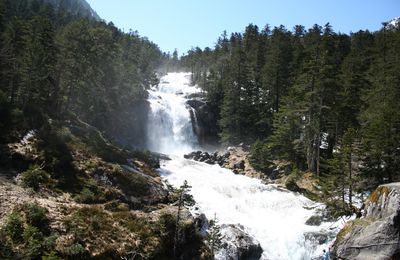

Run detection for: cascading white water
[[147, 72, 340, 260], [147, 72, 199, 155]]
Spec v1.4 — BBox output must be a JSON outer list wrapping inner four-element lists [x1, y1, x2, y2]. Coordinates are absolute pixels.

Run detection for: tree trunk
[[348, 149, 353, 209]]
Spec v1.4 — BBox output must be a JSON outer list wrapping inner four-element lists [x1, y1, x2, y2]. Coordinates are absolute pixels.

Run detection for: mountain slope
[[45, 0, 100, 20]]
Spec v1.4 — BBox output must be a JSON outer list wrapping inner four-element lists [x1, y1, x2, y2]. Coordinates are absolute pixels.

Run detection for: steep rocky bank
[[333, 183, 400, 259]]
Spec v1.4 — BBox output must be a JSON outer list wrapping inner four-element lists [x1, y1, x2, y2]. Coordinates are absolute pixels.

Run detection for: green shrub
[[74, 188, 96, 204], [55, 127, 73, 143], [132, 150, 160, 169], [114, 170, 150, 197], [0, 229, 15, 259], [23, 203, 49, 233], [21, 165, 50, 191], [23, 225, 44, 259], [104, 200, 129, 212], [42, 251, 62, 260], [4, 212, 24, 243], [63, 243, 85, 256]]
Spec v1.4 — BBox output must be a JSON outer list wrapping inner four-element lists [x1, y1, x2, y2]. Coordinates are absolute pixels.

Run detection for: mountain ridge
[[44, 0, 101, 20]]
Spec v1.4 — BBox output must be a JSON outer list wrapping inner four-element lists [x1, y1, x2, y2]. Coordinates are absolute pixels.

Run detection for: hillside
[[0, 117, 209, 259], [44, 0, 100, 20]]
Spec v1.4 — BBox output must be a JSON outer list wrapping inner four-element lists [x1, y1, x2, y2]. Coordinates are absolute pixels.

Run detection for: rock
[[205, 159, 215, 165], [305, 215, 323, 226], [304, 231, 329, 245], [227, 147, 236, 152], [285, 178, 303, 192], [217, 224, 263, 260], [223, 151, 231, 158], [151, 152, 171, 161], [185, 92, 206, 100], [183, 151, 202, 160], [333, 183, 400, 260], [194, 213, 209, 236], [233, 160, 245, 170], [269, 169, 280, 180], [186, 99, 219, 145], [186, 99, 205, 109], [184, 150, 227, 166], [199, 152, 210, 162]]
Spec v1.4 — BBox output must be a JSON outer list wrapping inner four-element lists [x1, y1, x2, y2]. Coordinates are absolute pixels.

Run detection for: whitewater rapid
[[147, 73, 199, 155], [147, 72, 339, 260]]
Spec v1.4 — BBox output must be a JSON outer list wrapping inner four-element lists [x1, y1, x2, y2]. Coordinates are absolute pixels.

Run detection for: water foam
[[147, 72, 337, 259]]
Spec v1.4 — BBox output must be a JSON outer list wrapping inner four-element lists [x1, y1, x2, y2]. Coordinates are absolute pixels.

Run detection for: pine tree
[[173, 180, 195, 258], [207, 214, 223, 259], [360, 25, 400, 183], [1, 17, 29, 105]]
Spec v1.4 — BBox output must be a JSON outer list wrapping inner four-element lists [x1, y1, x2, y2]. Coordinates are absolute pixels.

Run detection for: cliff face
[[333, 183, 400, 260]]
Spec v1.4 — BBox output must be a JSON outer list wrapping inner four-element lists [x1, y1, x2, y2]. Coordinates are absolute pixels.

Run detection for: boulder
[[304, 231, 329, 245], [217, 224, 263, 260], [185, 92, 206, 100], [184, 150, 227, 166], [186, 99, 205, 109], [194, 213, 209, 236], [333, 183, 400, 260], [233, 160, 245, 170], [305, 215, 323, 226]]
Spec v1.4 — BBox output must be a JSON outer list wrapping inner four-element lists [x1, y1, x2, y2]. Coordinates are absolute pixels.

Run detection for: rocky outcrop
[[184, 147, 265, 179], [333, 183, 400, 260], [186, 99, 219, 145], [217, 224, 263, 260], [184, 150, 230, 166]]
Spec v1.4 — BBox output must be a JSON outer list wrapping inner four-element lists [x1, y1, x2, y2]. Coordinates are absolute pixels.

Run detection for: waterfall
[[146, 72, 199, 155], [146, 72, 340, 260]]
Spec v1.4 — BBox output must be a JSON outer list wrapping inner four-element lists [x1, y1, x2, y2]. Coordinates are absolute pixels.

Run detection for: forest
[[0, 0, 399, 258], [180, 21, 400, 213], [0, 0, 165, 146]]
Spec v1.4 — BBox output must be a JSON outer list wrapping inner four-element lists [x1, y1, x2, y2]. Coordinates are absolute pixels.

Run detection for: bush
[[4, 212, 24, 243], [74, 188, 96, 204], [23, 203, 49, 233], [21, 164, 50, 191], [23, 225, 44, 259], [1, 204, 56, 258], [63, 243, 85, 256], [0, 229, 15, 259], [42, 251, 62, 260], [132, 150, 160, 169], [55, 127, 73, 143]]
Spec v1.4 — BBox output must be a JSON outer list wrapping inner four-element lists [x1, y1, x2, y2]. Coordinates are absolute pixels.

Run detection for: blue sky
[[86, 0, 399, 55]]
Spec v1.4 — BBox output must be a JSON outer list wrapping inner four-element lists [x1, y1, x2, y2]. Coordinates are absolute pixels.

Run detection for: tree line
[[0, 0, 165, 145], [180, 22, 400, 211]]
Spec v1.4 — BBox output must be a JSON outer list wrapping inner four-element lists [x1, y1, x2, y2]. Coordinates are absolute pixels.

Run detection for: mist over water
[[147, 72, 335, 259]]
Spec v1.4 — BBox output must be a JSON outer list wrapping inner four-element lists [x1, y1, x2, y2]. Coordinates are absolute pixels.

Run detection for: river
[[146, 72, 339, 260]]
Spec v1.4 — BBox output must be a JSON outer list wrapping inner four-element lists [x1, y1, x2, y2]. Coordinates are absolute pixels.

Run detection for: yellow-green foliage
[[368, 186, 391, 204]]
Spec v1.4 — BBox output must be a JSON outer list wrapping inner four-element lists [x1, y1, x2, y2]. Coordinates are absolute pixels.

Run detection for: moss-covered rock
[[333, 183, 400, 260]]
